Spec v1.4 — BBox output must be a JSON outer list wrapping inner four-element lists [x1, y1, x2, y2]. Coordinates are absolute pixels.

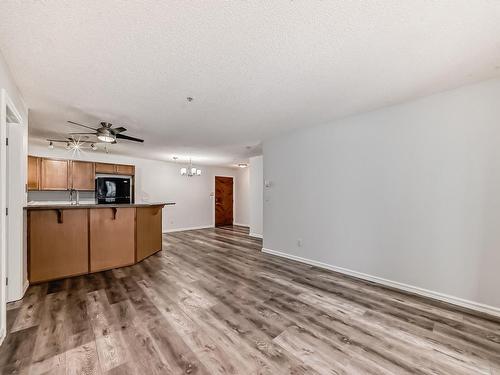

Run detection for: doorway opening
[[214, 176, 234, 227]]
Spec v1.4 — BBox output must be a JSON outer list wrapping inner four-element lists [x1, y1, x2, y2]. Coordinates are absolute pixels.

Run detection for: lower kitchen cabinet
[[28, 209, 89, 283], [89, 207, 135, 272], [136, 205, 163, 261], [27, 204, 168, 283]]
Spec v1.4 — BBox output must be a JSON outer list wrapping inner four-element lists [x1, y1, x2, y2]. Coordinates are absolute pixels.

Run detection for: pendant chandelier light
[[176, 157, 201, 177]]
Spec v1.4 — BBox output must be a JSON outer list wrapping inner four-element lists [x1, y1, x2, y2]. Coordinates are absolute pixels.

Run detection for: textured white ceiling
[[1, 1, 500, 165]]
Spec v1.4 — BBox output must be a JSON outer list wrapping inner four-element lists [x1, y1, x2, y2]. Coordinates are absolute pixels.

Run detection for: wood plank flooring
[[2, 225, 500, 374]]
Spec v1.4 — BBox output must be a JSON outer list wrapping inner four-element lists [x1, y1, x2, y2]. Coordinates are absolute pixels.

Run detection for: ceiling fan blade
[[67, 120, 99, 131], [116, 133, 144, 143], [112, 127, 127, 134], [69, 132, 96, 135]]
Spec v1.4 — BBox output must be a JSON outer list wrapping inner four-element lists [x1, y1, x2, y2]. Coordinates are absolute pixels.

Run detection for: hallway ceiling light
[[238, 163, 247, 168]]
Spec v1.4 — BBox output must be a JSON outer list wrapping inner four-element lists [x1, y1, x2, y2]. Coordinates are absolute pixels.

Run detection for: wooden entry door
[[215, 176, 233, 226]]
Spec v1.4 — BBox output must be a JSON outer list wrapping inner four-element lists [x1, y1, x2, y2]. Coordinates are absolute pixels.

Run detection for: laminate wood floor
[[2, 226, 500, 374]]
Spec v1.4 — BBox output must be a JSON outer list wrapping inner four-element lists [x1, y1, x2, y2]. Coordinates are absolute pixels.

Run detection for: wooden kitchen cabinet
[[115, 164, 135, 175], [40, 158, 69, 190], [95, 162, 116, 174], [28, 209, 89, 283], [28, 156, 135, 191], [136, 206, 163, 261], [71, 161, 95, 190], [90, 207, 135, 272], [27, 204, 167, 283], [27, 155, 40, 190], [95, 162, 135, 175]]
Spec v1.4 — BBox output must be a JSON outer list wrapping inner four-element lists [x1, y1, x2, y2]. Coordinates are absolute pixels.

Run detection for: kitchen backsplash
[[28, 191, 96, 202]]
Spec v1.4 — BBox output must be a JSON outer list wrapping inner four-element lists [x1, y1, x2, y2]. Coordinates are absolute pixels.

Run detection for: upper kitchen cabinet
[[27, 155, 40, 190], [40, 158, 69, 190], [95, 162, 135, 175], [70, 161, 95, 190], [115, 164, 135, 175], [95, 162, 116, 174], [28, 155, 135, 191]]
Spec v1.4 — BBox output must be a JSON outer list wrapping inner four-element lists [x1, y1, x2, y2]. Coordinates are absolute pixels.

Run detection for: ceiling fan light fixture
[[180, 167, 187, 176], [97, 134, 115, 143]]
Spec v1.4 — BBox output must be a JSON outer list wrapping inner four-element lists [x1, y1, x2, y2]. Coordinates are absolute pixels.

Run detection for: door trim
[[0, 89, 24, 345]]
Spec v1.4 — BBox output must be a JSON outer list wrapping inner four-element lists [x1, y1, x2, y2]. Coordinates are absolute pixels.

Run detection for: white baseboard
[[233, 223, 249, 227], [249, 232, 263, 239], [262, 248, 500, 319], [6, 279, 30, 303], [23, 279, 29, 296], [163, 225, 214, 233]]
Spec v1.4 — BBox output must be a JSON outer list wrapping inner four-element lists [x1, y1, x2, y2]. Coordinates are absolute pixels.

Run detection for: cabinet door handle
[[112, 207, 117, 220]]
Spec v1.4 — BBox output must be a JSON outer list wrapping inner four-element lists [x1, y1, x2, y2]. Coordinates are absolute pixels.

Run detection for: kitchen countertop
[[25, 201, 175, 210]]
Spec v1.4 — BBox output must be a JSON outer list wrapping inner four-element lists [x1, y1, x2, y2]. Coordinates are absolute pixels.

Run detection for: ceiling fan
[[67, 120, 144, 143]]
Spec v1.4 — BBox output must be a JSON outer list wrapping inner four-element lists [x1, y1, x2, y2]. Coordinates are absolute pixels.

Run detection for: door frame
[[213, 175, 234, 227], [0, 89, 23, 344]]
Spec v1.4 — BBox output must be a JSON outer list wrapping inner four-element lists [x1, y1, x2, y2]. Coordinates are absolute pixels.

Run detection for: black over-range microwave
[[95, 176, 132, 204]]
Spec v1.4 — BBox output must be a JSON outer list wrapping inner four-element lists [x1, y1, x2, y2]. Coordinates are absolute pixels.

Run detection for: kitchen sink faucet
[[69, 189, 80, 205]]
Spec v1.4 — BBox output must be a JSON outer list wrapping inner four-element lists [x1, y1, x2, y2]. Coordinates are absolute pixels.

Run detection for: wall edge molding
[[249, 232, 263, 239], [163, 225, 214, 233], [262, 247, 500, 319]]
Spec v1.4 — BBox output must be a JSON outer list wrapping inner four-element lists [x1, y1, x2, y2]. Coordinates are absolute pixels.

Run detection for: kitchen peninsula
[[25, 202, 174, 283], [25, 154, 175, 283]]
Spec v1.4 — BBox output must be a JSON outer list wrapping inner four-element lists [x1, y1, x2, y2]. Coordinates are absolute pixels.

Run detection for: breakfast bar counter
[[25, 202, 175, 283]]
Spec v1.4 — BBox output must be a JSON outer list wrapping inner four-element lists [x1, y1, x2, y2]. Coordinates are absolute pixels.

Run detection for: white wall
[[263, 78, 500, 313], [249, 155, 263, 238], [0, 51, 28, 341], [28, 144, 249, 232], [234, 166, 249, 226]]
